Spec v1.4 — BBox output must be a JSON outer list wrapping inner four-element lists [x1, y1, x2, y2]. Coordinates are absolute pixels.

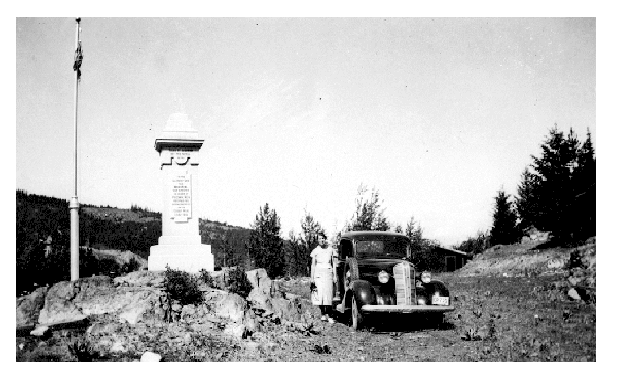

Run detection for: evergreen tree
[[347, 184, 390, 231], [516, 167, 541, 231], [573, 128, 596, 240], [490, 189, 519, 246], [247, 203, 284, 278], [516, 126, 595, 244], [299, 211, 325, 275]]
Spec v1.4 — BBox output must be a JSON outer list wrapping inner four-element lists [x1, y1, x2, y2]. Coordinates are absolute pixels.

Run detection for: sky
[[16, 17, 596, 247]]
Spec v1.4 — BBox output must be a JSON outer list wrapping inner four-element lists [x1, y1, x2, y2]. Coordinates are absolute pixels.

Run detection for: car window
[[355, 237, 408, 259]]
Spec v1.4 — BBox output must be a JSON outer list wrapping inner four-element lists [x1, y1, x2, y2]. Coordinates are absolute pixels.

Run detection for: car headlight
[[378, 270, 390, 283], [421, 271, 431, 283]]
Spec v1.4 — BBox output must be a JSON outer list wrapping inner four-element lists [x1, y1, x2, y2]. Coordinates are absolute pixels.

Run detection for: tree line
[[456, 126, 595, 253]]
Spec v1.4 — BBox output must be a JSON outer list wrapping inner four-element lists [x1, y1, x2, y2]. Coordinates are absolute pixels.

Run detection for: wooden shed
[[414, 246, 470, 272]]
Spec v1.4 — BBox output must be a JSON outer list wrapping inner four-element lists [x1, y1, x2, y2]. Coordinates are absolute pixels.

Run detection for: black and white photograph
[[13, 9, 607, 368]]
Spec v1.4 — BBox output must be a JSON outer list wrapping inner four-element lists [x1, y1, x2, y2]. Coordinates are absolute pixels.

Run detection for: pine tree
[[516, 126, 595, 244], [516, 167, 541, 231], [490, 189, 519, 246], [247, 204, 284, 278], [347, 184, 390, 231]]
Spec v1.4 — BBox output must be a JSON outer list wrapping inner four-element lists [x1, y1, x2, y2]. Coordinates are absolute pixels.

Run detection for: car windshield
[[355, 236, 409, 259]]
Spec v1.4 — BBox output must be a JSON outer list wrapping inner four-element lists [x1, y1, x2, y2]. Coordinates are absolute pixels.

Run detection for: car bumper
[[360, 304, 455, 313]]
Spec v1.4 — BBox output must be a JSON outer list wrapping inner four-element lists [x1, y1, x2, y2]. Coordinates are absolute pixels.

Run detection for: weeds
[[67, 338, 100, 362]]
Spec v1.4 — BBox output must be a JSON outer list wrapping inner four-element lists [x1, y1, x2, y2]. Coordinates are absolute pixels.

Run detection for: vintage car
[[332, 231, 454, 330]]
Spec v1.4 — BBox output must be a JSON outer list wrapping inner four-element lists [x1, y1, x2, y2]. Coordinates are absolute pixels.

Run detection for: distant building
[[414, 246, 470, 273]]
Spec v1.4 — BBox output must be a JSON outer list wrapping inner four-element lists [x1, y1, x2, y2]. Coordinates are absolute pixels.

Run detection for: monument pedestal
[[148, 244, 213, 273], [148, 112, 214, 273]]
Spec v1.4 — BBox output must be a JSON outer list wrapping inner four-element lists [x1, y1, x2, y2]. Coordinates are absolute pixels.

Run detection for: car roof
[[340, 230, 410, 240]]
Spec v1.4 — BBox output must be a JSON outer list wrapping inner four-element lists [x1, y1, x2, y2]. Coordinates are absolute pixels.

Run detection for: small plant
[[164, 266, 203, 306], [226, 265, 253, 298], [68, 339, 100, 362]]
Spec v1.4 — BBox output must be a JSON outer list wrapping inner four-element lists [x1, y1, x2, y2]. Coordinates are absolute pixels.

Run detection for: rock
[[38, 277, 164, 326], [140, 351, 162, 362], [171, 303, 183, 312], [16, 287, 48, 327], [567, 288, 582, 301], [38, 298, 86, 326], [283, 292, 301, 301], [182, 304, 196, 319], [87, 322, 121, 336], [118, 307, 146, 325], [244, 341, 260, 353], [206, 289, 247, 323], [110, 341, 126, 353], [114, 270, 165, 288], [270, 297, 303, 322], [223, 322, 246, 340], [190, 322, 215, 334], [248, 292, 272, 311], [246, 269, 273, 300], [30, 325, 50, 337]]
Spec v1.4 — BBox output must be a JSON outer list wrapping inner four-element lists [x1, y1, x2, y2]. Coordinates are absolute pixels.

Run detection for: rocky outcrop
[[17, 267, 324, 355], [16, 287, 48, 328], [36, 275, 166, 326]]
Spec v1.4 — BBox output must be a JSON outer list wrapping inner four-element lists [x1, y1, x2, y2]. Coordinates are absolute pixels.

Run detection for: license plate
[[431, 296, 449, 305]]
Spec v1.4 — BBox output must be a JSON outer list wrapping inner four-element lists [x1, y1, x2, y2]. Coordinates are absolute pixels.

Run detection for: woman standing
[[310, 232, 337, 323]]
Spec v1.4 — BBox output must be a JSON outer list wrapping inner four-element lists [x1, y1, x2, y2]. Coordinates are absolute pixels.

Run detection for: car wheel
[[351, 296, 363, 330]]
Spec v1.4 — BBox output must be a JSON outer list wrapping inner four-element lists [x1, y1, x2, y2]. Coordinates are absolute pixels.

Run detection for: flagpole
[[70, 17, 81, 281]]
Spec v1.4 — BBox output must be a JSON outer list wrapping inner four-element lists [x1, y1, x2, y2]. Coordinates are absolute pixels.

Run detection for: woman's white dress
[[310, 246, 335, 305]]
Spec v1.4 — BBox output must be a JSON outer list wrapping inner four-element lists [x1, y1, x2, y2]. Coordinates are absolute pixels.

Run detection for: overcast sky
[[16, 17, 596, 246]]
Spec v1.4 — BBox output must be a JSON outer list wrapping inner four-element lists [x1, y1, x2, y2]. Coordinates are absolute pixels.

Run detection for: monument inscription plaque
[[170, 172, 192, 221]]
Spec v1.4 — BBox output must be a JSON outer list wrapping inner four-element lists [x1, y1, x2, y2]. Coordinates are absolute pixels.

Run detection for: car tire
[[351, 296, 363, 330]]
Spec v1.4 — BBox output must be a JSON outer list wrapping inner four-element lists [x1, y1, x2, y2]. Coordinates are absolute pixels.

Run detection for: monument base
[[148, 244, 214, 273]]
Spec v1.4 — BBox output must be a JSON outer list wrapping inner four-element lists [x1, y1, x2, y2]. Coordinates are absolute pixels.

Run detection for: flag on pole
[[73, 39, 83, 80]]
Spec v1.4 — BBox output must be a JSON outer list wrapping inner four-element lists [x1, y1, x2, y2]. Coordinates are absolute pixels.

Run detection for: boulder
[[29, 325, 50, 337], [246, 269, 272, 301], [38, 277, 165, 326], [140, 351, 162, 362], [38, 290, 86, 326], [567, 288, 582, 301], [204, 288, 247, 323], [223, 322, 246, 340], [16, 287, 48, 327]]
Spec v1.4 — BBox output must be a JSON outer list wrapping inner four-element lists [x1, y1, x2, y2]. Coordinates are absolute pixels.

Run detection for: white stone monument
[[148, 112, 214, 273]]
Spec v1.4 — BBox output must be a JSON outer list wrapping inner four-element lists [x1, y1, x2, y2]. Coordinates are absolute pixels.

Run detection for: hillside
[[16, 190, 252, 291]]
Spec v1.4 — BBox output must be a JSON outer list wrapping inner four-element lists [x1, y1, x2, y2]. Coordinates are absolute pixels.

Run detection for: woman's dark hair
[[318, 232, 327, 239]]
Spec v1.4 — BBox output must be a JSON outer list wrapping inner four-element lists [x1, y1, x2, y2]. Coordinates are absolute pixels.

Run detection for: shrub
[[123, 257, 141, 273], [199, 269, 214, 287], [164, 266, 203, 305], [226, 266, 253, 298]]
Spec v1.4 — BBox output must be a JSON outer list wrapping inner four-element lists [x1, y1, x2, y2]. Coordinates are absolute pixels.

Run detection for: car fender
[[417, 280, 450, 302], [347, 280, 376, 309]]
